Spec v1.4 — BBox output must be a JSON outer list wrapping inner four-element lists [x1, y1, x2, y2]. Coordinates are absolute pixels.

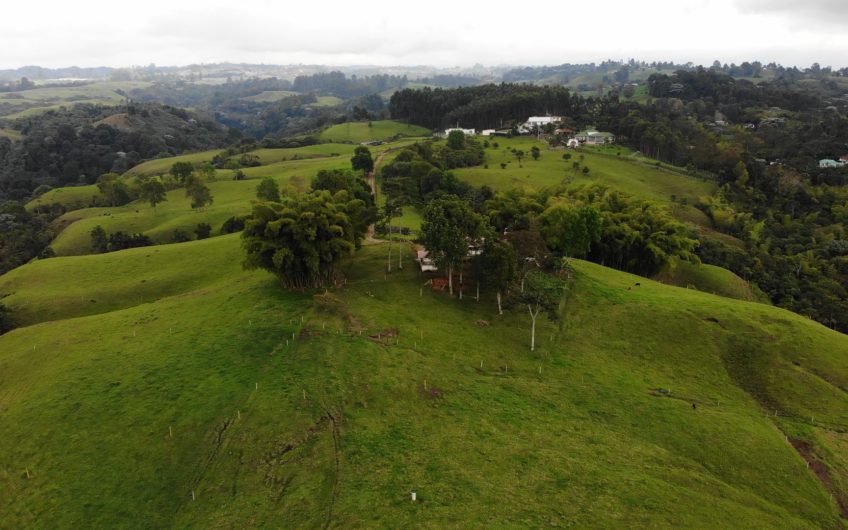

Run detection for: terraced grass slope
[[2, 238, 848, 528], [319, 120, 431, 143]]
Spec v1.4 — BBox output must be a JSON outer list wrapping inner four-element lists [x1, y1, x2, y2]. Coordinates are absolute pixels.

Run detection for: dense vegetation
[[0, 102, 230, 202]]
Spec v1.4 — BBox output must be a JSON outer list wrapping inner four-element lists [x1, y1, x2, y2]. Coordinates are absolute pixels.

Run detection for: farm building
[[444, 127, 476, 136], [820, 159, 845, 168], [575, 131, 616, 145], [416, 250, 437, 272], [527, 116, 564, 126], [480, 129, 496, 136]]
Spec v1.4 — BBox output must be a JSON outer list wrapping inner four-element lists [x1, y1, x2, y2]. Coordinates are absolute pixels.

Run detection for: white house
[[480, 129, 496, 136], [444, 127, 476, 136], [416, 250, 437, 272], [527, 116, 564, 126], [574, 131, 616, 145]]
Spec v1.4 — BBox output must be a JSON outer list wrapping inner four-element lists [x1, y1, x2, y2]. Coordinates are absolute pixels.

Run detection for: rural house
[[574, 130, 616, 145], [444, 127, 476, 136], [819, 159, 845, 168]]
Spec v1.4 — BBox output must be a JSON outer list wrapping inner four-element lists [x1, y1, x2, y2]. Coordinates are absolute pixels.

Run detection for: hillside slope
[[1, 237, 847, 528]]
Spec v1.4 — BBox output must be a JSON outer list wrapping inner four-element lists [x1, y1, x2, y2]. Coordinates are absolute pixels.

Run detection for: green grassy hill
[[6, 133, 848, 528], [0, 81, 151, 119], [2, 235, 848, 528], [653, 261, 767, 303], [320, 120, 431, 143], [49, 142, 416, 256], [239, 90, 299, 102]]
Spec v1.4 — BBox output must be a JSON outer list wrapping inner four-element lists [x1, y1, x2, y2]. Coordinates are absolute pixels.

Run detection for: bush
[[172, 229, 192, 243], [32, 184, 54, 198], [0, 302, 14, 335], [221, 216, 246, 234], [313, 292, 346, 314], [195, 223, 212, 240]]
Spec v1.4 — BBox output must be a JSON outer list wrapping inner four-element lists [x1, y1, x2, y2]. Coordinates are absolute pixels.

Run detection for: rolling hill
[[319, 120, 431, 143], [3, 134, 848, 528]]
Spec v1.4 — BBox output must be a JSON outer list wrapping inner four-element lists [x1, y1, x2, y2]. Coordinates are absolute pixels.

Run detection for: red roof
[[556, 128, 576, 133], [840, 155, 848, 160]]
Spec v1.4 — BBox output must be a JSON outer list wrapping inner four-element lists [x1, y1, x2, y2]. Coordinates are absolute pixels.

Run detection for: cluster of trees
[[90, 225, 153, 253], [0, 202, 54, 275], [379, 133, 488, 206], [647, 70, 819, 110], [241, 183, 376, 289], [292, 71, 408, 97], [690, 165, 848, 331], [0, 103, 230, 202], [389, 84, 585, 131]]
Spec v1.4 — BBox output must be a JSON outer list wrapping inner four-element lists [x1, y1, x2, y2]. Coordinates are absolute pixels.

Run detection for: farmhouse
[[444, 127, 476, 136], [527, 116, 564, 126], [819, 159, 845, 168], [575, 130, 616, 145]]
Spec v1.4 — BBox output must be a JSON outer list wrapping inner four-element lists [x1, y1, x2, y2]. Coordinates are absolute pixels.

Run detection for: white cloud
[[0, 0, 846, 70]]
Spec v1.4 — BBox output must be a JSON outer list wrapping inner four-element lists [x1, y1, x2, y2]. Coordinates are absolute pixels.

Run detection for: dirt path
[[365, 147, 404, 239]]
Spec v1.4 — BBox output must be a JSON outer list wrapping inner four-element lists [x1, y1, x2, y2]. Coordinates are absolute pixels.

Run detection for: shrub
[[195, 223, 212, 240], [173, 229, 192, 243], [221, 216, 246, 234]]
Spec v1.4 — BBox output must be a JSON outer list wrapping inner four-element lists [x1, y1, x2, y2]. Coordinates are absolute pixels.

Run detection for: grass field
[[320, 120, 432, 143], [27, 185, 102, 212], [0, 81, 150, 119], [1, 234, 847, 528], [653, 261, 766, 302], [0, 127, 23, 140], [6, 128, 848, 527], [48, 141, 418, 256], [453, 138, 717, 206], [239, 90, 299, 102], [313, 96, 342, 106]]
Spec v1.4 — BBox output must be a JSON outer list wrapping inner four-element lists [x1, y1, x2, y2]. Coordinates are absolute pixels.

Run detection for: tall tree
[[185, 174, 214, 211], [170, 161, 195, 182], [380, 200, 402, 272], [540, 204, 603, 256], [447, 130, 467, 150], [351, 146, 374, 177], [420, 195, 484, 295], [503, 230, 549, 291], [255, 177, 281, 202], [90, 225, 108, 254], [96, 173, 129, 207], [479, 238, 518, 314], [140, 178, 167, 211], [508, 272, 566, 351]]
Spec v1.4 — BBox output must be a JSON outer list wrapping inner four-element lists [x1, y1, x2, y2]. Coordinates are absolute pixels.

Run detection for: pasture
[[319, 120, 431, 143], [1, 237, 846, 528]]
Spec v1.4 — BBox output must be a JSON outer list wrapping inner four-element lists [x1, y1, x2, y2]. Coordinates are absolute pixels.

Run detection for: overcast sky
[[2, 0, 846, 70]]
